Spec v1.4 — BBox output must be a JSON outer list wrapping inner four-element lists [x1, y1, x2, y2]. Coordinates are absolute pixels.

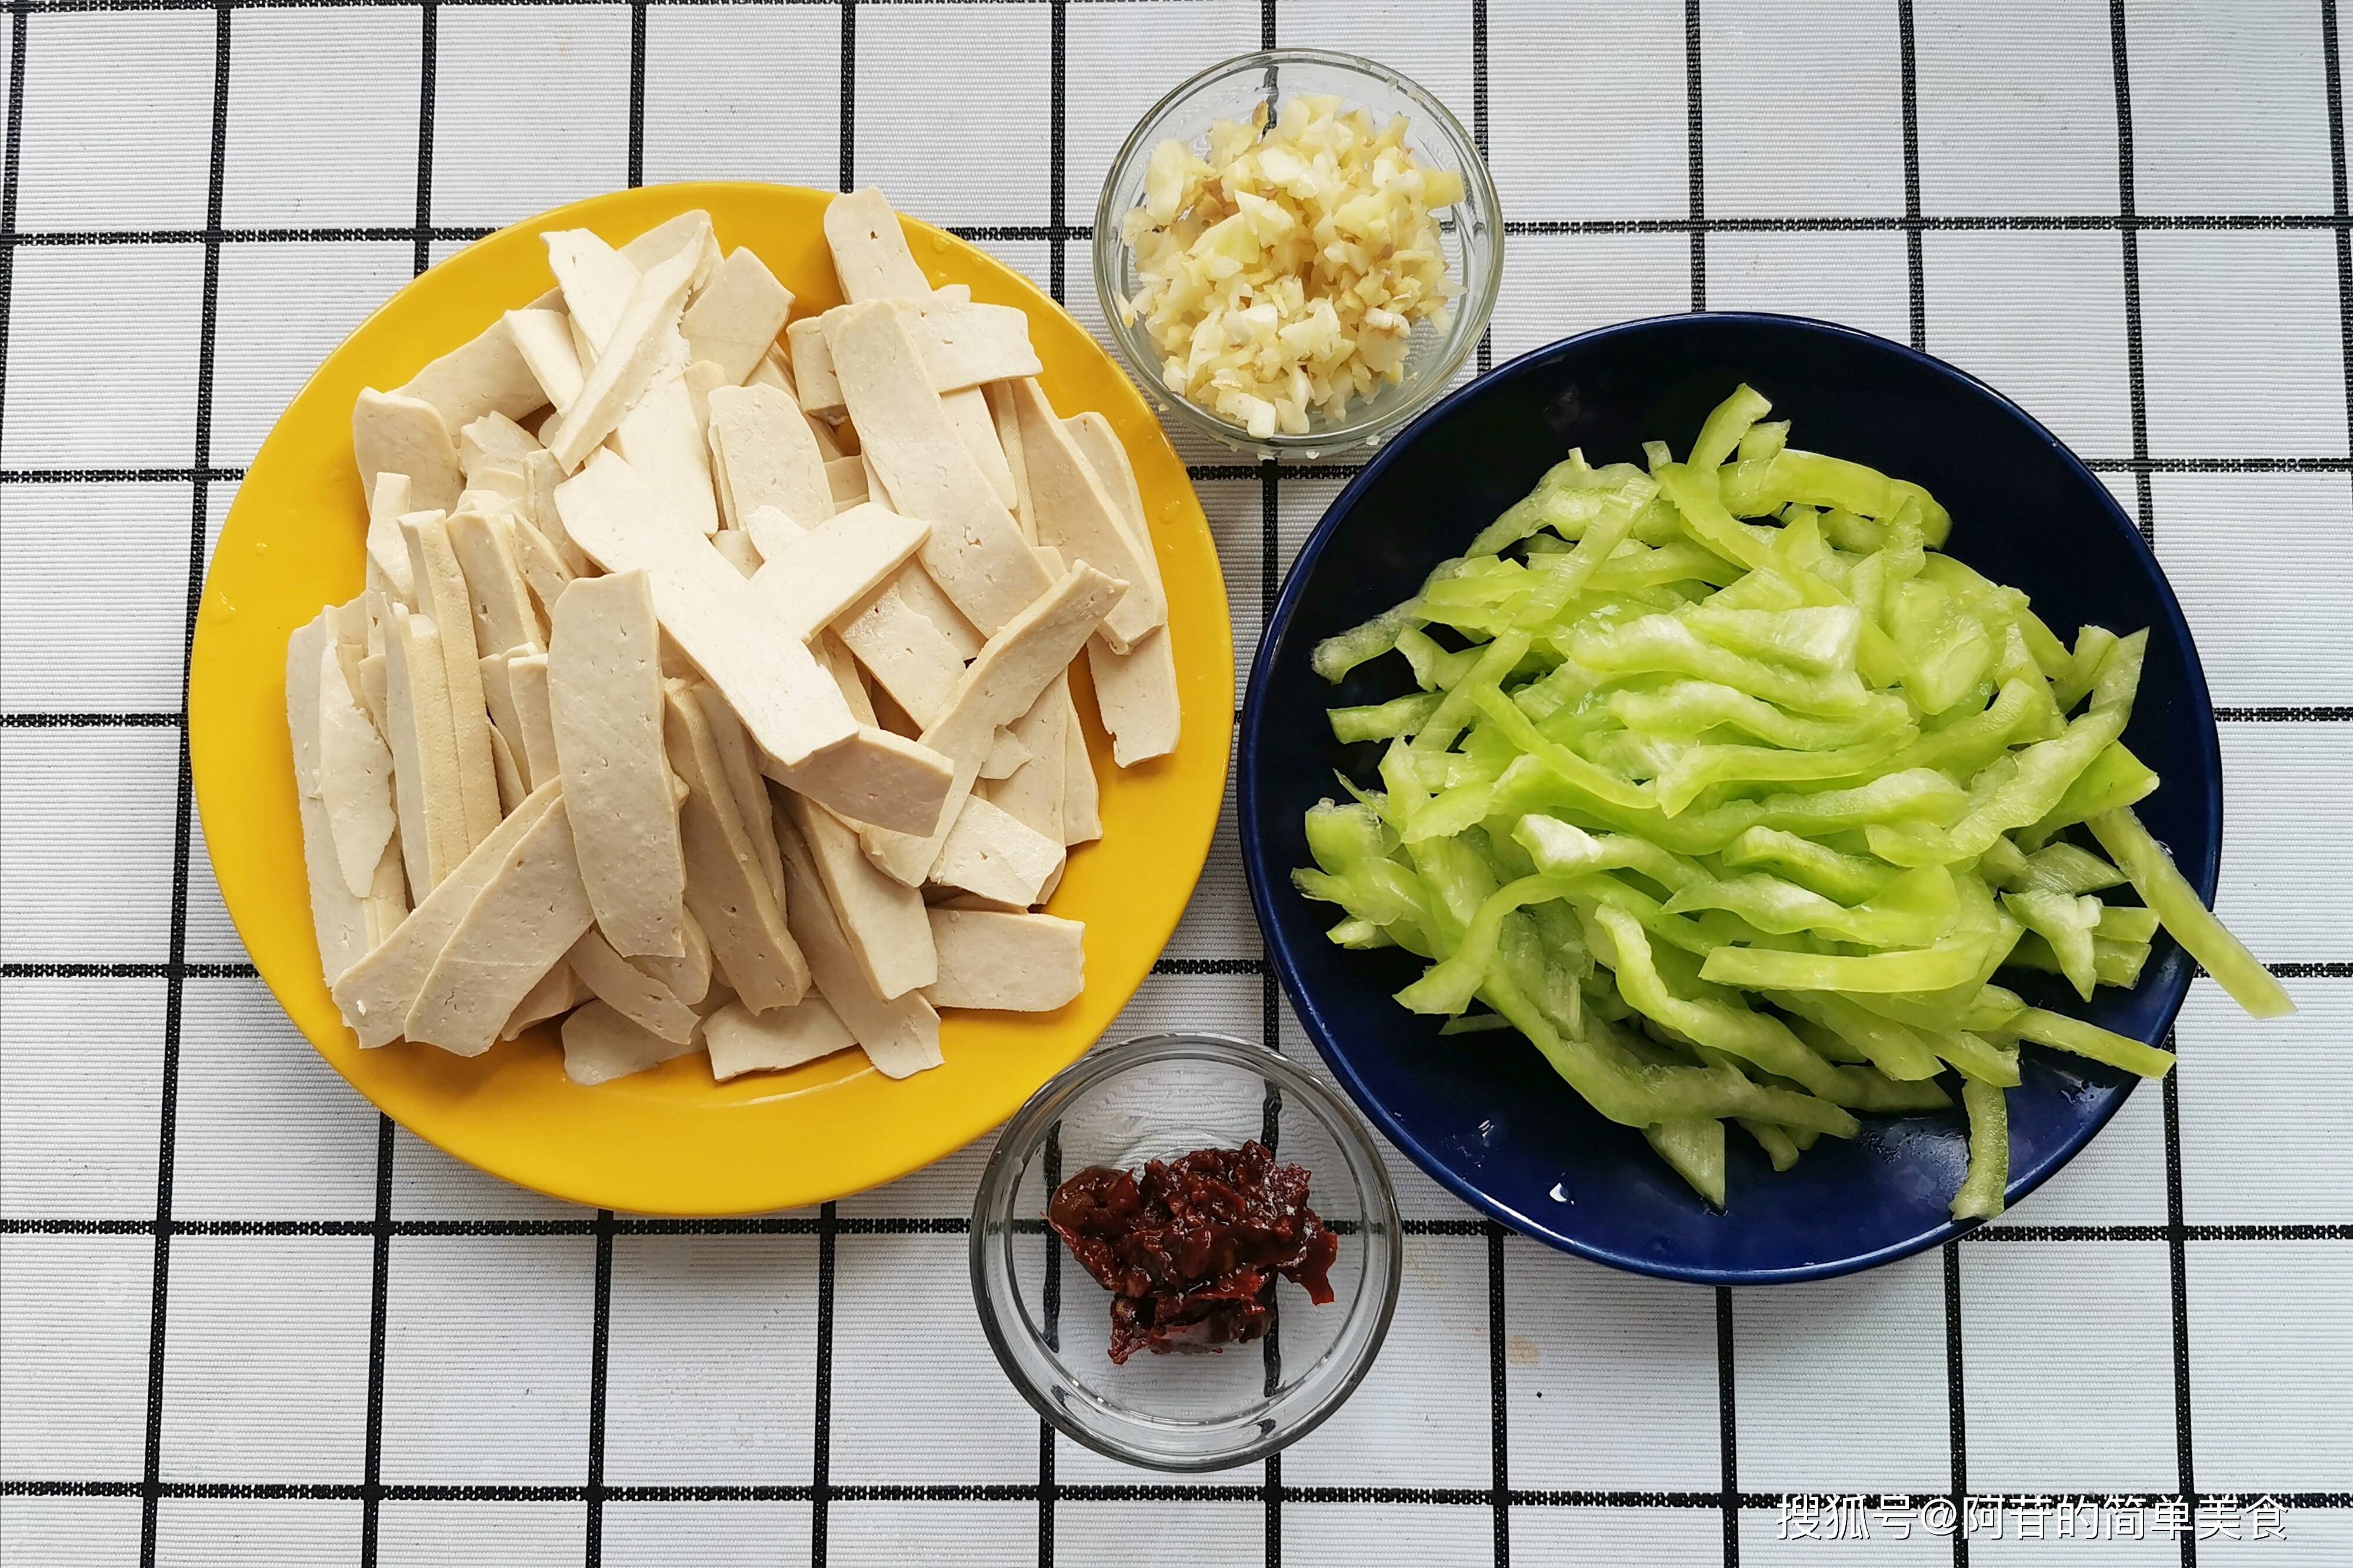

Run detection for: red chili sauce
[[1046, 1140, 1341, 1365]]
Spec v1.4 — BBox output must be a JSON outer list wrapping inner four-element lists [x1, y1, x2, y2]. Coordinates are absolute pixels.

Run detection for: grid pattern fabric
[[1, 2, 2349, 1565]]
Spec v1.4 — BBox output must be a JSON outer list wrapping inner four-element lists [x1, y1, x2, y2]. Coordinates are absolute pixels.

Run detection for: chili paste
[[1046, 1140, 1341, 1365]]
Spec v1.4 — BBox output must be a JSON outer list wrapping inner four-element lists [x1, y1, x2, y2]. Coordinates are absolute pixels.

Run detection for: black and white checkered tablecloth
[[1, 2, 2348, 1564]]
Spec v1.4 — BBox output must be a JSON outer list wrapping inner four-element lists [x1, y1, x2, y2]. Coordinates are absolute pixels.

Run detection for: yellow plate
[[189, 183, 1232, 1215]]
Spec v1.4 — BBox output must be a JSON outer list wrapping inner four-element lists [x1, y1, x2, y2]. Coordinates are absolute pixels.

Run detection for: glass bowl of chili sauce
[[969, 1033, 1402, 1472]]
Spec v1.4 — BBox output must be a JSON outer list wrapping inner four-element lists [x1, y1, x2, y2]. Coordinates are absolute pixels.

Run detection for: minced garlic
[[1118, 94, 1466, 440]]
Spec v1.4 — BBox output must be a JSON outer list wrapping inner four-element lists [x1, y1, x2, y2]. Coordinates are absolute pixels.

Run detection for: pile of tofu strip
[[288, 190, 1181, 1087]]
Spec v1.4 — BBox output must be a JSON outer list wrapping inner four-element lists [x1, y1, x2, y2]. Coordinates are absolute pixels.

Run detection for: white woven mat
[[2, 3, 2348, 1564]]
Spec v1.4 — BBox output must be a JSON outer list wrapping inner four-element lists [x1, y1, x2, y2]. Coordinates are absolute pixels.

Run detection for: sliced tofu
[[777, 791, 935, 999], [382, 605, 469, 891], [448, 504, 545, 656], [977, 727, 1032, 781], [748, 503, 931, 642], [776, 814, 942, 1078], [682, 247, 795, 384], [568, 927, 699, 1045], [1062, 701, 1102, 845], [518, 449, 588, 575], [396, 315, 549, 431], [664, 679, 809, 1013], [978, 671, 1068, 844], [860, 563, 1124, 885], [815, 632, 878, 723], [544, 249, 696, 472], [985, 380, 1033, 542], [942, 385, 1018, 509], [505, 650, 562, 790], [823, 186, 935, 304], [512, 516, 576, 622], [824, 454, 868, 508], [555, 451, 952, 835], [288, 613, 379, 986], [1064, 411, 1165, 594], [501, 959, 585, 1040], [612, 369, 719, 534], [704, 994, 857, 1080], [399, 512, 503, 846], [919, 302, 1041, 391], [886, 561, 985, 660], [750, 339, 796, 396], [562, 999, 701, 1086], [1087, 626, 1181, 768], [624, 208, 721, 293], [709, 529, 761, 577], [316, 638, 399, 896], [406, 797, 597, 1056], [639, 906, 712, 1007], [925, 909, 1084, 1011], [1009, 379, 1162, 650], [332, 780, 561, 1048], [706, 382, 832, 529], [832, 581, 969, 729], [544, 228, 640, 352], [366, 472, 418, 603], [928, 795, 1064, 908], [505, 306, 584, 415], [486, 722, 527, 813], [825, 302, 1053, 635], [458, 411, 542, 480], [692, 683, 786, 913], [354, 389, 461, 513], [787, 316, 844, 418], [548, 571, 688, 959]]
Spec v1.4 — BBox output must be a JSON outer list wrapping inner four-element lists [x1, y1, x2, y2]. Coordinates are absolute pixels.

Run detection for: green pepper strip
[[1571, 614, 1877, 715], [1471, 684, 1656, 812], [1606, 681, 1912, 750], [2010, 1005, 2178, 1077], [2002, 889, 2102, 1000], [1690, 383, 1774, 471], [1644, 1117, 1729, 1205], [1329, 691, 1442, 743], [2088, 808, 2296, 1019], [1719, 826, 1898, 903], [2015, 739, 2159, 850], [1769, 991, 1944, 1081], [1592, 906, 1849, 1099], [1949, 1079, 2011, 1220], [1735, 1116, 1799, 1173], [1395, 875, 1578, 1015], [1667, 864, 1957, 949]]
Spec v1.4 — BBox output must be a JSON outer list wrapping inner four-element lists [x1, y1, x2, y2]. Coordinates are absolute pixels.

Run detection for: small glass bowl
[[1092, 49, 1505, 461], [969, 1033, 1402, 1472]]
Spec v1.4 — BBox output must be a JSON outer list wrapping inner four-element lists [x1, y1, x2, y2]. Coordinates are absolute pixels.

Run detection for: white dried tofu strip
[[978, 671, 1067, 844], [400, 513, 502, 846], [1062, 411, 1165, 598], [289, 614, 378, 986], [486, 721, 526, 812], [977, 728, 1032, 781], [448, 505, 545, 655], [613, 370, 718, 535], [985, 381, 1033, 542], [748, 503, 931, 642], [544, 229, 640, 352], [641, 906, 712, 1007], [816, 633, 878, 725], [458, 411, 542, 480], [710, 529, 761, 577], [1086, 625, 1181, 768], [568, 926, 699, 1045], [682, 248, 795, 384], [823, 186, 935, 304], [626, 209, 720, 294], [682, 358, 730, 430], [750, 341, 795, 396], [861, 565, 1123, 885], [505, 307, 584, 416], [1062, 694, 1102, 845], [562, 999, 700, 1086], [397, 315, 548, 431], [406, 796, 597, 1055], [824, 454, 868, 506], [884, 557, 985, 660], [315, 636, 399, 898], [832, 581, 967, 730], [505, 650, 561, 790], [692, 683, 786, 913], [787, 316, 844, 418], [777, 792, 935, 1000], [518, 449, 588, 575], [366, 472, 418, 603], [826, 302, 1051, 635], [928, 795, 1064, 908], [807, 410, 847, 459], [664, 679, 809, 1013], [944, 385, 1018, 509], [556, 452, 951, 834], [355, 389, 461, 513], [382, 606, 469, 891], [501, 959, 584, 1040], [704, 993, 857, 1080], [549, 571, 688, 959], [925, 908, 1084, 1011], [545, 249, 695, 472], [776, 815, 941, 1077], [333, 780, 561, 1047], [707, 382, 832, 529], [1009, 380, 1161, 649], [512, 516, 576, 622], [922, 303, 1041, 391]]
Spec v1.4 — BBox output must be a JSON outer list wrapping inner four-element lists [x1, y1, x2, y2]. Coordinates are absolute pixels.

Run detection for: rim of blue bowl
[[1237, 310, 2223, 1286]]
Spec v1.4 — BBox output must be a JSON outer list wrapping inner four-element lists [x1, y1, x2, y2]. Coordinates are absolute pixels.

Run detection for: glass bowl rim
[[1089, 47, 1507, 461], [968, 1030, 1405, 1472]]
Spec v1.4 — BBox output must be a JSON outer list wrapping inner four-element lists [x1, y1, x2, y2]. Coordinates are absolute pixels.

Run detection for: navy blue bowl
[[1238, 313, 2221, 1285]]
